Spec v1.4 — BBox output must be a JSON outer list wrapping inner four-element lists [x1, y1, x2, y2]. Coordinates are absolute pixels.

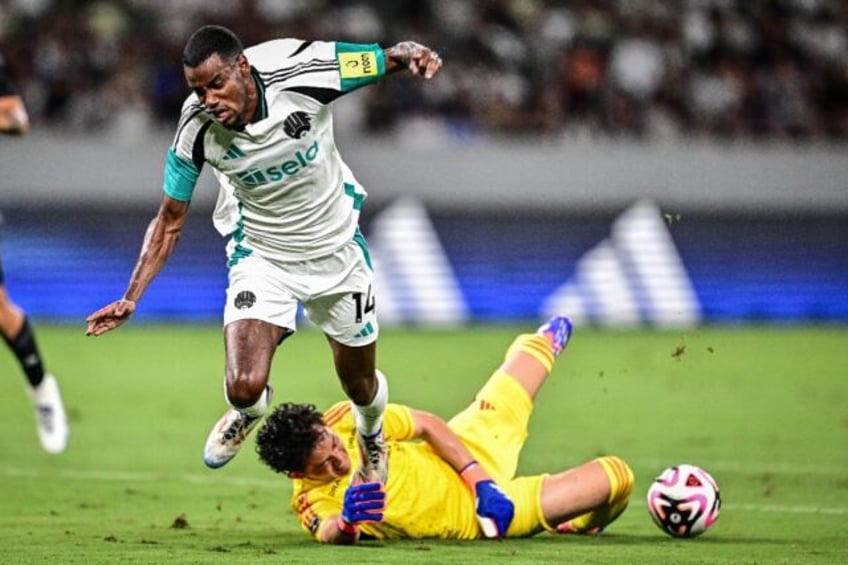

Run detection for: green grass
[[1, 324, 847, 564]]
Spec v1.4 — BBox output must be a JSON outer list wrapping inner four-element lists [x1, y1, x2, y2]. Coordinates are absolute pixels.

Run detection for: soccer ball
[[646, 464, 721, 538]]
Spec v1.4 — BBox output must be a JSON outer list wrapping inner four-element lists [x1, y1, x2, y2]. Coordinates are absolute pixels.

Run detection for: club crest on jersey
[[283, 111, 312, 139], [234, 290, 257, 310]]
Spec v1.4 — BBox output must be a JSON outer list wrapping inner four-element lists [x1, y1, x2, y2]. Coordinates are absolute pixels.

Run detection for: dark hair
[[256, 403, 325, 474], [183, 25, 244, 67]]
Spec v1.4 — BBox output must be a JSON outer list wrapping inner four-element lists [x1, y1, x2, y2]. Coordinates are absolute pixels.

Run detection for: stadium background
[[0, 0, 846, 327]]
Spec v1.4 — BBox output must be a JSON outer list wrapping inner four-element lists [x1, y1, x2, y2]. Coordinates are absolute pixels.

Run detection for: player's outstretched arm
[[411, 409, 515, 538], [85, 196, 189, 336], [383, 41, 442, 79]]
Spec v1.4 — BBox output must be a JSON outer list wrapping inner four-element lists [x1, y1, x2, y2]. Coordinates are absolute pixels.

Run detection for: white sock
[[353, 369, 388, 437], [227, 385, 270, 418]]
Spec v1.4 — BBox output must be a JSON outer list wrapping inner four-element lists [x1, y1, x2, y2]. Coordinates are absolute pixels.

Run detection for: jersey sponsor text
[[234, 140, 320, 187]]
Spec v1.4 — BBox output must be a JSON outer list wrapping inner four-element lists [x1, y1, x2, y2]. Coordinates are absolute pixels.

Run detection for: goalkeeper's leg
[[539, 456, 635, 534], [500, 315, 572, 400]]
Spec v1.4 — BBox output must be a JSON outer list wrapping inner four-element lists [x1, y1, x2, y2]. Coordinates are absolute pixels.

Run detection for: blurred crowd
[[1, 0, 847, 142]]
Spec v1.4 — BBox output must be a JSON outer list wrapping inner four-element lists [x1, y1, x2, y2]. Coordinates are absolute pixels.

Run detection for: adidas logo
[[541, 199, 701, 328], [291, 198, 698, 330], [368, 198, 468, 325], [353, 322, 375, 339], [223, 144, 246, 161], [478, 400, 495, 411]]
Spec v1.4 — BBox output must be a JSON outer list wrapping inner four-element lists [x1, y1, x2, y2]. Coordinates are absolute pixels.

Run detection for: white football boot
[[27, 374, 69, 454], [356, 426, 388, 485], [203, 387, 272, 469]]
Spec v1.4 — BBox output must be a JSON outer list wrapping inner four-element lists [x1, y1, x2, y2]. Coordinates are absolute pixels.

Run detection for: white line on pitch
[[0, 466, 282, 489], [625, 458, 848, 476]]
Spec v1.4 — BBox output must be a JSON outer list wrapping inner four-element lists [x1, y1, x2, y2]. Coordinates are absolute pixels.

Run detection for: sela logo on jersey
[[339, 52, 377, 78], [234, 140, 320, 188]]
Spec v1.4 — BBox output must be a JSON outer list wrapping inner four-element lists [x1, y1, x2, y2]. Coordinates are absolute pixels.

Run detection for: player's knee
[[596, 455, 635, 507], [225, 371, 268, 408]]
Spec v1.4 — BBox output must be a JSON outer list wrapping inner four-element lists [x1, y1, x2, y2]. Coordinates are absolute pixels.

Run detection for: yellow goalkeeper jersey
[[290, 401, 480, 540]]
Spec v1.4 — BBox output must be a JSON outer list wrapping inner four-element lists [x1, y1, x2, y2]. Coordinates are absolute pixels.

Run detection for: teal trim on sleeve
[[336, 42, 386, 92], [163, 149, 201, 202], [376, 46, 386, 76]]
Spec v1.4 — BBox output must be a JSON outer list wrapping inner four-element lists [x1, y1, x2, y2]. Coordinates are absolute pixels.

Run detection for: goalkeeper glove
[[474, 479, 515, 538], [338, 481, 385, 534]]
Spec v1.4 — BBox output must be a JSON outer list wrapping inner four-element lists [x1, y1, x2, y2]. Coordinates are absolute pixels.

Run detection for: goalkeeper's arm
[[411, 409, 515, 538], [317, 481, 385, 545]]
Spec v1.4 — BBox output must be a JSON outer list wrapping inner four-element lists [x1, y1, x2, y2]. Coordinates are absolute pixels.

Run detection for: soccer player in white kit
[[85, 26, 443, 482], [1, 50, 69, 454]]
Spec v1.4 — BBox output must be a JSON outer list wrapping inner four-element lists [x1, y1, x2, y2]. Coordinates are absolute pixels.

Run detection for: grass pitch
[[1, 324, 846, 564]]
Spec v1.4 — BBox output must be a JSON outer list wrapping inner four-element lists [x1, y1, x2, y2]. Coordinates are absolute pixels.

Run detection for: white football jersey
[[163, 39, 387, 262]]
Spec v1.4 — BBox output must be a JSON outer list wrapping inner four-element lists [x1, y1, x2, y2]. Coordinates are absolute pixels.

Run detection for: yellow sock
[[566, 456, 635, 533], [506, 334, 555, 373]]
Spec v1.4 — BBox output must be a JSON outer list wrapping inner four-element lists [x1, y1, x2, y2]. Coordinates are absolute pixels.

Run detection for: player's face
[[301, 426, 351, 481], [185, 53, 254, 129]]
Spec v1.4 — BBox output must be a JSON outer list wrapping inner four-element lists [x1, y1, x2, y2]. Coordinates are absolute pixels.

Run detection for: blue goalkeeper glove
[[341, 481, 386, 526], [474, 480, 515, 538]]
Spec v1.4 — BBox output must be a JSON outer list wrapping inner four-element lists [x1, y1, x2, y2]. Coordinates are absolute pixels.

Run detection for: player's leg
[[540, 456, 635, 534], [446, 316, 573, 484], [223, 319, 286, 407], [501, 315, 572, 400], [0, 277, 68, 454], [204, 254, 294, 469], [497, 320, 633, 534], [203, 319, 286, 469], [326, 336, 388, 483], [304, 240, 388, 483]]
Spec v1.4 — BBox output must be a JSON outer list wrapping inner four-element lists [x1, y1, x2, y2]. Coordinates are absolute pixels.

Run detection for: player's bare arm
[[0, 94, 30, 135], [316, 513, 361, 545], [411, 409, 492, 480], [383, 42, 442, 79], [85, 196, 189, 336]]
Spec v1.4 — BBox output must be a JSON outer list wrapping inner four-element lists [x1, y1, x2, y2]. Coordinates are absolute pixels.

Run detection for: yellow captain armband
[[339, 52, 378, 79]]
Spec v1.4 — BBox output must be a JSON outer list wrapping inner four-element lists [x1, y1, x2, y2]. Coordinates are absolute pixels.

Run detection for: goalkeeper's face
[[300, 426, 352, 481]]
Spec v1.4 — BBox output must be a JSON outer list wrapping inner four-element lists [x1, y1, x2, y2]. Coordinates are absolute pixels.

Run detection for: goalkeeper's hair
[[183, 25, 243, 67], [255, 402, 324, 474]]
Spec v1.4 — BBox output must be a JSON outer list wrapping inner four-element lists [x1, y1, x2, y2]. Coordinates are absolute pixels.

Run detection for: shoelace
[[361, 434, 385, 467], [222, 412, 256, 442]]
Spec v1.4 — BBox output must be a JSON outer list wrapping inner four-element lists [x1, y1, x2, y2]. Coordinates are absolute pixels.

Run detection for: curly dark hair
[[255, 402, 324, 475]]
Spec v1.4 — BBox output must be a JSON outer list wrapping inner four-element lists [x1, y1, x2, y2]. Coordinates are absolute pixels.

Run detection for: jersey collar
[[250, 66, 268, 123]]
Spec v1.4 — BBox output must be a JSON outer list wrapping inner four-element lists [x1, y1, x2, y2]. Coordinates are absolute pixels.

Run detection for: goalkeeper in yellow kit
[[255, 316, 634, 544]]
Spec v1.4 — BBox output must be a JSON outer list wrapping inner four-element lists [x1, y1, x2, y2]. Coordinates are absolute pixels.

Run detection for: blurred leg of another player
[[0, 272, 68, 454]]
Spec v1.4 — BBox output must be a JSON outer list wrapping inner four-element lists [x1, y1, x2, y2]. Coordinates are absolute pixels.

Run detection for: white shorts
[[223, 238, 378, 347]]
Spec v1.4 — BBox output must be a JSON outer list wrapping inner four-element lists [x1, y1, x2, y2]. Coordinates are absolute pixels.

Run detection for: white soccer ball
[[646, 464, 721, 538]]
